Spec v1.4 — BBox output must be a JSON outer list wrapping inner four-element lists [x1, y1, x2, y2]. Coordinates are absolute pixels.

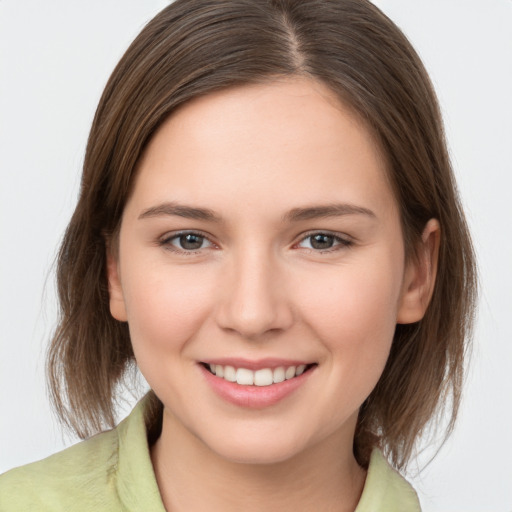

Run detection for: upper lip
[[200, 358, 315, 371]]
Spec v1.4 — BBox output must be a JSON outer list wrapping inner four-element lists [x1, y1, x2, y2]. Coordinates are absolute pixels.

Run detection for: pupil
[[180, 234, 203, 250], [311, 234, 333, 250]]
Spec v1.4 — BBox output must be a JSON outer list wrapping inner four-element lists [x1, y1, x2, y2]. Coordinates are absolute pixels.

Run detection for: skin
[[107, 77, 439, 512]]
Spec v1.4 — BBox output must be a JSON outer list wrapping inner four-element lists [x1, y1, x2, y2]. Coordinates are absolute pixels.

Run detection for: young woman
[[0, 0, 477, 510]]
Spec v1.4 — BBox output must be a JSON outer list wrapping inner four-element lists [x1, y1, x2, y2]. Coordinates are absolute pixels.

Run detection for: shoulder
[[0, 395, 162, 512], [0, 428, 120, 511], [356, 449, 422, 512]]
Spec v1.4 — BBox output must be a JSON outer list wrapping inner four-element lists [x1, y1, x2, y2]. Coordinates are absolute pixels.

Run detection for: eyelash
[[158, 230, 354, 255], [296, 231, 354, 253], [158, 231, 215, 256]]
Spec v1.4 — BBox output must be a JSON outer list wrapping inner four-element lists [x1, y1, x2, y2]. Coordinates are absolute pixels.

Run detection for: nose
[[215, 247, 294, 340]]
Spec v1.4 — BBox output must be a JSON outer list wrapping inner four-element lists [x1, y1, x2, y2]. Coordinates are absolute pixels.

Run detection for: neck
[[151, 409, 366, 512]]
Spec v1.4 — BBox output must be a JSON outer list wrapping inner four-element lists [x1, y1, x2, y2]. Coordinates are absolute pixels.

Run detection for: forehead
[[128, 77, 397, 222]]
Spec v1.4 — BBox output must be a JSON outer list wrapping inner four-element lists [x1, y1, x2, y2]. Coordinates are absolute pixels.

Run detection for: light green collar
[[116, 396, 420, 511]]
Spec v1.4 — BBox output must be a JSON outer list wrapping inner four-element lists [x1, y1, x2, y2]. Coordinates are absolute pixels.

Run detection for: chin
[[216, 443, 304, 466], [200, 427, 313, 466]]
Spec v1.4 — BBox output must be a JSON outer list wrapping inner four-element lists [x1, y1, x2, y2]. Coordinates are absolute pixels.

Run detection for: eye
[[297, 232, 352, 252], [160, 231, 214, 253]]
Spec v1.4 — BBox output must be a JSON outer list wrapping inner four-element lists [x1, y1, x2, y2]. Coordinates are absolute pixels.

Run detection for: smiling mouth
[[201, 363, 317, 387]]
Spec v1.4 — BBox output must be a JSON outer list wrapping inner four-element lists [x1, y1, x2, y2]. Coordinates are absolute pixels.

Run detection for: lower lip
[[199, 365, 315, 409]]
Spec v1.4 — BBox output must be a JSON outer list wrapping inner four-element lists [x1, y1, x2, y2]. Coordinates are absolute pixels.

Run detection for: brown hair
[[48, 0, 477, 470]]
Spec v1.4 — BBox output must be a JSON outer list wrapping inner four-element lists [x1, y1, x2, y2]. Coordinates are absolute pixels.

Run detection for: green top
[[0, 397, 421, 511]]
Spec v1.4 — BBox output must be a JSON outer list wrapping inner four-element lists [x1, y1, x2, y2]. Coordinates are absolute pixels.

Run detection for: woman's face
[[108, 78, 426, 464]]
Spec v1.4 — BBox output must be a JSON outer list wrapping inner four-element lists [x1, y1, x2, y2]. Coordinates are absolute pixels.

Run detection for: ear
[[106, 247, 128, 322], [397, 219, 440, 324]]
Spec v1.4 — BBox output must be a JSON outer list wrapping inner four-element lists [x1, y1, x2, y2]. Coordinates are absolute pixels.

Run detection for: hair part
[[48, 0, 477, 470]]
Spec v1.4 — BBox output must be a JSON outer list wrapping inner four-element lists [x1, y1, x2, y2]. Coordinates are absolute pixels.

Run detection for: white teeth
[[296, 364, 306, 376], [285, 366, 296, 380], [273, 367, 285, 383], [224, 365, 236, 382], [254, 368, 273, 386], [207, 363, 311, 386], [236, 368, 254, 385]]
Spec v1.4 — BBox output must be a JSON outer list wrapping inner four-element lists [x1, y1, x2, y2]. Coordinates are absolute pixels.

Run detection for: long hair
[[47, 0, 477, 470]]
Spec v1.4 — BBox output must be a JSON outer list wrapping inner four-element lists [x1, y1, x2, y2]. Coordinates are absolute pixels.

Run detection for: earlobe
[[106, 248, 128, 322], [396, 219, 440, 324]]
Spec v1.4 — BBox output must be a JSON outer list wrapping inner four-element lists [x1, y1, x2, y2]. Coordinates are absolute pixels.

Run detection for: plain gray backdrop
[[1, 1, 511, 510]]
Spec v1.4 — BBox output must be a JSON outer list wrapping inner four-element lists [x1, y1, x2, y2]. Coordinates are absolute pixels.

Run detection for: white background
[[1, 1, 511, 510]]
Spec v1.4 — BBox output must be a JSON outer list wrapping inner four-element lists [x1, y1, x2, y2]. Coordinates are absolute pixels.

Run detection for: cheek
[[120, 264, 214, 363], [298, 257, 403, 374]]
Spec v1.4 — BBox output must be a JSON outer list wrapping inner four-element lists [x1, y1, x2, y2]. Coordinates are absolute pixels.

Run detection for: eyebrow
[[138, 201, 376, 223], [282, 203, 376, 222], [138, 202, 222, 222]]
